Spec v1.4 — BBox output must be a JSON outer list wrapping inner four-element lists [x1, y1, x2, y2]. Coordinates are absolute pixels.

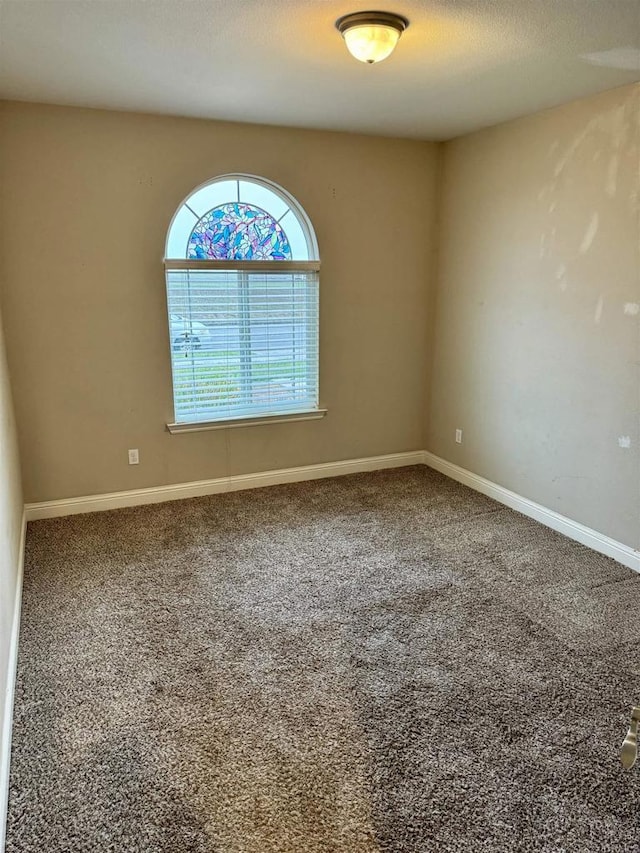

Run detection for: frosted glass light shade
[[336, 12, 408, 64], [343, 24, 400, 63]]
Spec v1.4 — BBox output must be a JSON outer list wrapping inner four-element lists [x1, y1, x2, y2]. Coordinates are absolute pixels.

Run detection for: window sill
[[167, 408, 327, 434]]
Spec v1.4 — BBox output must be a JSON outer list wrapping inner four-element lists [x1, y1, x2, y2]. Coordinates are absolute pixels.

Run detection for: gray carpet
[[6, 466, 640, 852]]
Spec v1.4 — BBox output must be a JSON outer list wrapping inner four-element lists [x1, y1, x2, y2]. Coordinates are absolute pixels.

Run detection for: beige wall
[[0, 298, 23, 839], [1, 91, 637, 549], [0, 102, 440, 503], [428, 84, 640, 549]]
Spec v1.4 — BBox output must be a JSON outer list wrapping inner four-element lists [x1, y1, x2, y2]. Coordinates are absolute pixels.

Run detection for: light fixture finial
[[336, 11, 409, 64]]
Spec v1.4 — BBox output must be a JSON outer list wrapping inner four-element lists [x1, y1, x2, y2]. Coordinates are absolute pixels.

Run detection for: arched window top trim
[[165, 173, 320, 263]]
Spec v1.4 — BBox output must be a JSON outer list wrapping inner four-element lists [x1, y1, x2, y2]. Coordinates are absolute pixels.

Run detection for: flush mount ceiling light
[[336, 11, 409, 64]]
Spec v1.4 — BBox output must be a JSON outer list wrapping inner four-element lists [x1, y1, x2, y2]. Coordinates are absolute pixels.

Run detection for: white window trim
[[167, 408, 328, 434], [163, 260, 320, 272]]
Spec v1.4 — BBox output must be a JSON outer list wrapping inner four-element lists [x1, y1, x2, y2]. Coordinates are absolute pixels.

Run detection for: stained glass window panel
[[187, 203, 292, 261]]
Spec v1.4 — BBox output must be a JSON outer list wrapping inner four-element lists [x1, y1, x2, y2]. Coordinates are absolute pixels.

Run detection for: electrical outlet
[[455, 429, 463, 444], [128, 448, 139, 465]]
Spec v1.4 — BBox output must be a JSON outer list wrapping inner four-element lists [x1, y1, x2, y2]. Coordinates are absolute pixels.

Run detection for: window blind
[[166, 268, 319, 424]]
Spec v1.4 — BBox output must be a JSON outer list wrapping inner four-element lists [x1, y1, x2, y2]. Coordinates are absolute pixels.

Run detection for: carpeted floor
[[6, 466, 640, 852]]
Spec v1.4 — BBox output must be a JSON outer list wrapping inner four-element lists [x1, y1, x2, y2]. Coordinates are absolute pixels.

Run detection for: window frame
[[164, 175, 324, 433]]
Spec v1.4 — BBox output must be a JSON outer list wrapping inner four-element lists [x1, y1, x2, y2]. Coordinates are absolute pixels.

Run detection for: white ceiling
[[0, 0, 638, 140]]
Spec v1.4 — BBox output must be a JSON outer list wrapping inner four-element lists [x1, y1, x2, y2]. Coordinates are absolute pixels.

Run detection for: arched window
[[164, 175, 322, 430]]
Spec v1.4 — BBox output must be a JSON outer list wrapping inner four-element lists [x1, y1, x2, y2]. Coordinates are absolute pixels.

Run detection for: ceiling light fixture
[[336, 11, 409, 64]]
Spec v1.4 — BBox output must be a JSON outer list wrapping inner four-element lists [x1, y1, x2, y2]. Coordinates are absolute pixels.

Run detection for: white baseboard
[[0, 511, 26, 853], [422, 451, 640, 573], [23, 449, 639, 573], [24, 451, 425, 521]]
